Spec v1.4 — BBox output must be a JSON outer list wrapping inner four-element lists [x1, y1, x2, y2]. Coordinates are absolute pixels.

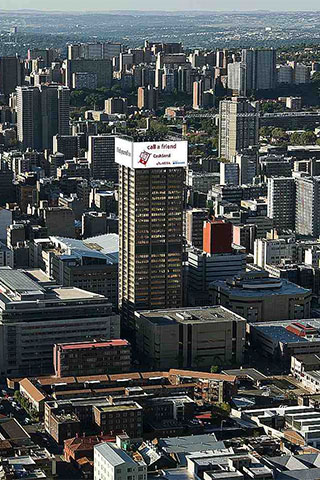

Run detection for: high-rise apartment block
[[267, 177, 296, 231], [185, 208, 208, 249], [137, 85, 158, 110], [17, 84, 70, 151], [218, 97, 259, 161], [105, 97, 128, 114], [295, 176, 320, 237], [227, 62, 246, 96], [87, 135, 118, 181], [116, 136, 187, 331]]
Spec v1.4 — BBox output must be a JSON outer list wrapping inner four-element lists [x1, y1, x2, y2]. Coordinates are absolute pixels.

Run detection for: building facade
[[218, 97, 259, 161], [0, 267, 120, 376], [116, 137, 187, 332], [135, 306, 246, 369]]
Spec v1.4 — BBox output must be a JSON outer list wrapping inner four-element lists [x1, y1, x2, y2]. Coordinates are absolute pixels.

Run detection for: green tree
[[210, 365, 220, 373], [84, 93, 104, 109], [290, 132, 302, 145], [300, 131, 317, 145]]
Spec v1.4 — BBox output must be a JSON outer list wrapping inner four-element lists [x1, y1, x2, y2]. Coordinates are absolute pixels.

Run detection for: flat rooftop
[[58, 339, 129, 350], [0, 267, 44, 294], [211, 278, 310, 298], [97, 403, 141, 413], [24, 269, 53, 284], [251, 320, 320, 345], [136, 306, 245, 326], [50, 287, 101, 300]]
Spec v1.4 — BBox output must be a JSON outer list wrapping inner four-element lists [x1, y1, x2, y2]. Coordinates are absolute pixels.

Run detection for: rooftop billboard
[[115, 137, 188, 169]]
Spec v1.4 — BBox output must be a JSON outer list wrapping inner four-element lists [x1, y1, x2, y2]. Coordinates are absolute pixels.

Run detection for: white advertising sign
[[115, 137, 188, 169], [115, 137, 133, 167]]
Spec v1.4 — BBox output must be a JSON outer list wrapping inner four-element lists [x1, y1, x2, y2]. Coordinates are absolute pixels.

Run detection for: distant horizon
[[2, 6, 320, 13]]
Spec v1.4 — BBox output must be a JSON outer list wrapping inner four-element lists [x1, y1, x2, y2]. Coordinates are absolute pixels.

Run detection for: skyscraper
[[116, 136, 187, 332], [87, 135, 118, 181], [0, 56, 24, 96], [267, 177, 296, 231], [241, 48, 277, 93], [227, 62, 246, 96], [16, 84, 70, 151], [193, 80, 204, 110], [295, 176, 320, 237], [218, 97, 259, 161]]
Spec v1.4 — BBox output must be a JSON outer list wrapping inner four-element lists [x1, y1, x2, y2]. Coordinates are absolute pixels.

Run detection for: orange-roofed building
[[64, 434, 115, 462]]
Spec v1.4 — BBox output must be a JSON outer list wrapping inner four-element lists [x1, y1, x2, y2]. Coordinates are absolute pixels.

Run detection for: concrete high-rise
[[295, 176, 320, 237], [218, 97, 259, 161], [241, 48, 277, 93], [267, 177, 296, 231], [17, 84, 70, 151], [137, 85, 158, 110], [227, 62, 246, 96], [116, 136, 187, 332], [87, 135, 118, 181]]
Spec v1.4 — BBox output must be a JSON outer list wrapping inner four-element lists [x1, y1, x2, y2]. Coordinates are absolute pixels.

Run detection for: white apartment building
[[94, 443, 147, 480]]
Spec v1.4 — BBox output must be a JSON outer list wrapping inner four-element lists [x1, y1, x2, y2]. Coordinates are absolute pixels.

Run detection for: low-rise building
[[135, 306, 246, 370], [93, 402, 143, 439], [210, 271, 312, 322], [248, 319, 320, 364], [53, 339, 131, 377], [94, 442, 147, 480]]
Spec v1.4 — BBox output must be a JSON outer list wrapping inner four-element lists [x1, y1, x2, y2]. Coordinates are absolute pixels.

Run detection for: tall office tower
[[193, 80, 204, 110], [218, 97, 259, 161], [227, 62, 246, 96], [216, 49, 228, 69], [88, 135, 118, 181], [267, 177, 296, 231], [235, 153, 257, 185], [203, 218, 233, 254], [220, 162, 240, 185], [105, 97, 128, 114], [186, 208, 208, 249], [0, 56, 24, 96], [41, 84, 70, 150], [137, 85, 158, 110], [17, 84, 70, 151], [241, 48, 276, 93], [16, 86, 41, 151], [295, 176, 320, 237], [116, 136, 187, 332]]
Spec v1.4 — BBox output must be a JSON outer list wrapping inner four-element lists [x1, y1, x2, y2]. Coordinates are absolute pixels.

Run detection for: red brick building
[[53, 339, 131, 377]]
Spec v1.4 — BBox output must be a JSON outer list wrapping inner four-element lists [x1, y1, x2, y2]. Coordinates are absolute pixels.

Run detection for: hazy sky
[[4, 0, 320, 11]]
